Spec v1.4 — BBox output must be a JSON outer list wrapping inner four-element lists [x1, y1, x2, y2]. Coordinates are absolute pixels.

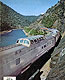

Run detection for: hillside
[[24, 16, 39, 23], [0, 1, 38, 31], [41, 0, 65, 33], [29, 0, 65, 33]]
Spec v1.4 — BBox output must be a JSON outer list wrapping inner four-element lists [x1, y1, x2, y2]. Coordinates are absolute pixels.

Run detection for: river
[[0, 29, 27, 47]]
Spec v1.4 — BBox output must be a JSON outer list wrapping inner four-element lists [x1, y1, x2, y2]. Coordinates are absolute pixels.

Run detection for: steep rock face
[[0, 1, 38, 31], [46, 54, 65, 80], [46, 36, 65, 80], [44, 0, 65, 79]]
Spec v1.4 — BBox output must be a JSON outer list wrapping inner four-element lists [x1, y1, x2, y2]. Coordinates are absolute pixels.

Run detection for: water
[[0, 29, 27, 47]]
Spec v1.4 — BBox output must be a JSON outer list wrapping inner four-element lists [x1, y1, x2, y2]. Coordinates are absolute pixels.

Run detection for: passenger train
[[0, 29, 60, 80], [16, 29, 60, 47], [16, 35, 44, 47]]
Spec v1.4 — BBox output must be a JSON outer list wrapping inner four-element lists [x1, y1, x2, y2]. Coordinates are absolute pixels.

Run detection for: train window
[[37, 39, 39, 42], [31, 40, 33, 44], [42, 46, 43, 49], [24, 40, 29, 44], [16, 58, 20, 65], [17, 40, 19, 43], [41, 37, 43, 40], [20, 40, 23, 43], [34, 39, 37, 42], [56, 31, 58, 33], [44, 45, 46, 48]]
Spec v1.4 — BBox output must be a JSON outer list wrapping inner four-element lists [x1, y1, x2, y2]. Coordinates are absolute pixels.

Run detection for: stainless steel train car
[[0, 29, 60, 80]]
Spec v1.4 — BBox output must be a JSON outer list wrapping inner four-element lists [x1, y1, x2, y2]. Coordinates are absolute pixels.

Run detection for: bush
[[24, 27, 31, 33], [24, 27, 45, 36]]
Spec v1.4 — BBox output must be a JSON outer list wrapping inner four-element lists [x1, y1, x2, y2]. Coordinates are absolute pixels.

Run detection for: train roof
[[18, 35, 44, 41], [27, 35, 43, 40]]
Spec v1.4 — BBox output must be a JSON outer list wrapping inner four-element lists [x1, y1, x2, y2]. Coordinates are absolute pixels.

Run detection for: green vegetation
[[24, 27, 45, 36], [29, 29, 44, 35], [41, 0, 65, 31], [24, 27, 32, 33], [24, 16, 38, 23], [42, 15, 57, 28]]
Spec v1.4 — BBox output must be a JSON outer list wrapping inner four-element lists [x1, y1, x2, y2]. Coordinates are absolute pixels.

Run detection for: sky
[[1, 0, 59, 16]]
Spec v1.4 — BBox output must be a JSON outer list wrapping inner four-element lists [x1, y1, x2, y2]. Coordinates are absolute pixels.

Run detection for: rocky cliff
[[0, 1, 38, 31], [46, 35, 65, 80], [45, 0, 65, 79]]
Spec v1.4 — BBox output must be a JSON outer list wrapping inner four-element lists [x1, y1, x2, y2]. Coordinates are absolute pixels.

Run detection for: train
[[0, 29, 60, 80], [16, 29, 60, 47]]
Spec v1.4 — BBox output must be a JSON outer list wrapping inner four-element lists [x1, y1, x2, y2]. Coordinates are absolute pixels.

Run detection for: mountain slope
[[30, 0, 65, 33], [41, 0, 65, 32], [24, 16, 39, 23], [0, 1, 38, 31]]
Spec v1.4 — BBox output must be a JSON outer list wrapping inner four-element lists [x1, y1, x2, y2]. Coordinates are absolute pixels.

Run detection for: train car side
[[0, 36, 56, 79], [0, 30, 60, 80]]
